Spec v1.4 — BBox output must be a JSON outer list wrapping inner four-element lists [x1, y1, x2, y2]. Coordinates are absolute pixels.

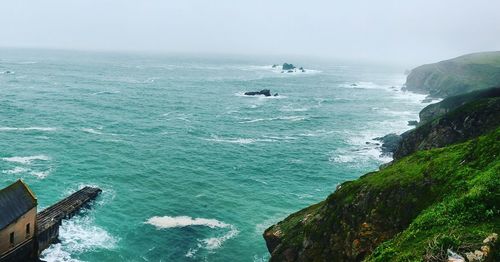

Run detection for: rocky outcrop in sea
[[244, 89, 278, 97]]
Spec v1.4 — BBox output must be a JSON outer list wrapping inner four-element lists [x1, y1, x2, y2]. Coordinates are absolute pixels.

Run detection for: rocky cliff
[[393, 94, 500, 160], [419, 87, 500, 123], [264, 128, 500, 261], [404, 52, 500, 97]]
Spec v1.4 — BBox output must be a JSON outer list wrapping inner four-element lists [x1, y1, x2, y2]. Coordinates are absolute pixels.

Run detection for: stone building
[[0, 180, 37, 262]]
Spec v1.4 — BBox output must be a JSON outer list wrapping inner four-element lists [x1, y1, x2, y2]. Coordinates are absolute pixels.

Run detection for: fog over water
[[1, 0, 499, 64]]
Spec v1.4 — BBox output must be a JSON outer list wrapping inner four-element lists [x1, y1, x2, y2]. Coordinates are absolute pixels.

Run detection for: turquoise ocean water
[[0, 49, 429, 261]]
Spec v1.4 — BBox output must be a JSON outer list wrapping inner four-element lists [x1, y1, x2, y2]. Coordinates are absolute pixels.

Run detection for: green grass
[[367, 129, 500, 261], [266, 128, 500, 261]]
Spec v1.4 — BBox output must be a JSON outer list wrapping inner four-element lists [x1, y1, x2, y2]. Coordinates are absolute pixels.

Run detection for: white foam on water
[[145, 216, 230, 229], [330, 128, 394, 165], [30, 170, 51, 179], [1, 157, 52, 179], [238, 115, 306, 123], [204, 136, 257, 144], [329, 148, 387, 166], [82, 128, 103, 135], [40, 216, 117, 262], [1, 155, 51, 164], [376, 107, 414, 117], [91, 90, 121, 95], [332, 81, 434, 165], [203, 135, 276, 144], [262, 135, 298, 141], [59, 218, 117, 252], [0, 127, 57, 132], [201, 225, 239, 250], [280, 105, 310, 112], [276, 69, 322, 75], [394, 90, 439, 105], [145, 216, 238, 257], [40, 244, 80, 262], [185, 225, 239, 257], [238, 65, 321, 75], [298, 129, 336, 137], [329, 154, 355, 163], [341, 81, 389, 90], [2, 166, 29, 174], [185, 248, 196, 258], [253, 253, 271, 262]]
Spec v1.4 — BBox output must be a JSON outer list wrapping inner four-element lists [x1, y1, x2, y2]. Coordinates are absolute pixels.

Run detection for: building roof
[[0, 180, 37, 230]]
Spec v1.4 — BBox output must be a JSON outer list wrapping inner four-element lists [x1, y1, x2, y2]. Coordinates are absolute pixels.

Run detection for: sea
[[0, 49, 430, 262]]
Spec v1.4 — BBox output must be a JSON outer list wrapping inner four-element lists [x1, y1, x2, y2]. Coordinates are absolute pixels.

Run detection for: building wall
[[0, 207, 36, 256]]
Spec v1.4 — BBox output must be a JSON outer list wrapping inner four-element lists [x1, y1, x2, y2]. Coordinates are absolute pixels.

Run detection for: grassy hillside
[[264, 128, 500, 261], [369, 129, 500, 261], [405, 52, 500, 97]]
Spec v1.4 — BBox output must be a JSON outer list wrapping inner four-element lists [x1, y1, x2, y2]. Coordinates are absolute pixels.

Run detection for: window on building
[[9, 232, 14, 246], [26, 223, 31, 238]]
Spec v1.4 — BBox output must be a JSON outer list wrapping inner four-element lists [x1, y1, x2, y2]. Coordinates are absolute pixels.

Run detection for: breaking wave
[[41, 216, 118, 262], [146, 216, 238, 258], [145, 216, 229, 229], [1, 155, 50, 164]]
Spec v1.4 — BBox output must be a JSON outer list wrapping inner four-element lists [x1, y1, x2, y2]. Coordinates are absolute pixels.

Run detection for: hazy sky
[[1, 0, 499, 64]]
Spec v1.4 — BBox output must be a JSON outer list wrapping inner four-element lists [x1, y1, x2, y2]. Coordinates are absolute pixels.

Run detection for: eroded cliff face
[[404, 52, 500, 98], [264, 172, 439, 261], [264, 129, 500, 261], [393, 96, 500, 159]]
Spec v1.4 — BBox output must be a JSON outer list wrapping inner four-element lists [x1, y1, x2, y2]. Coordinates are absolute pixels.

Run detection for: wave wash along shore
[[1, 50, 434, 261]]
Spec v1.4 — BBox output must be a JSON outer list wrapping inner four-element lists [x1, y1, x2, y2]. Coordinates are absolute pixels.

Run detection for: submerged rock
[[244, 89, 272, 97]]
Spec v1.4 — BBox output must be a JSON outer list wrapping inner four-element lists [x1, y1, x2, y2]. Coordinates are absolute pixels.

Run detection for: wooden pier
[[36, 186, 102, 253]]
